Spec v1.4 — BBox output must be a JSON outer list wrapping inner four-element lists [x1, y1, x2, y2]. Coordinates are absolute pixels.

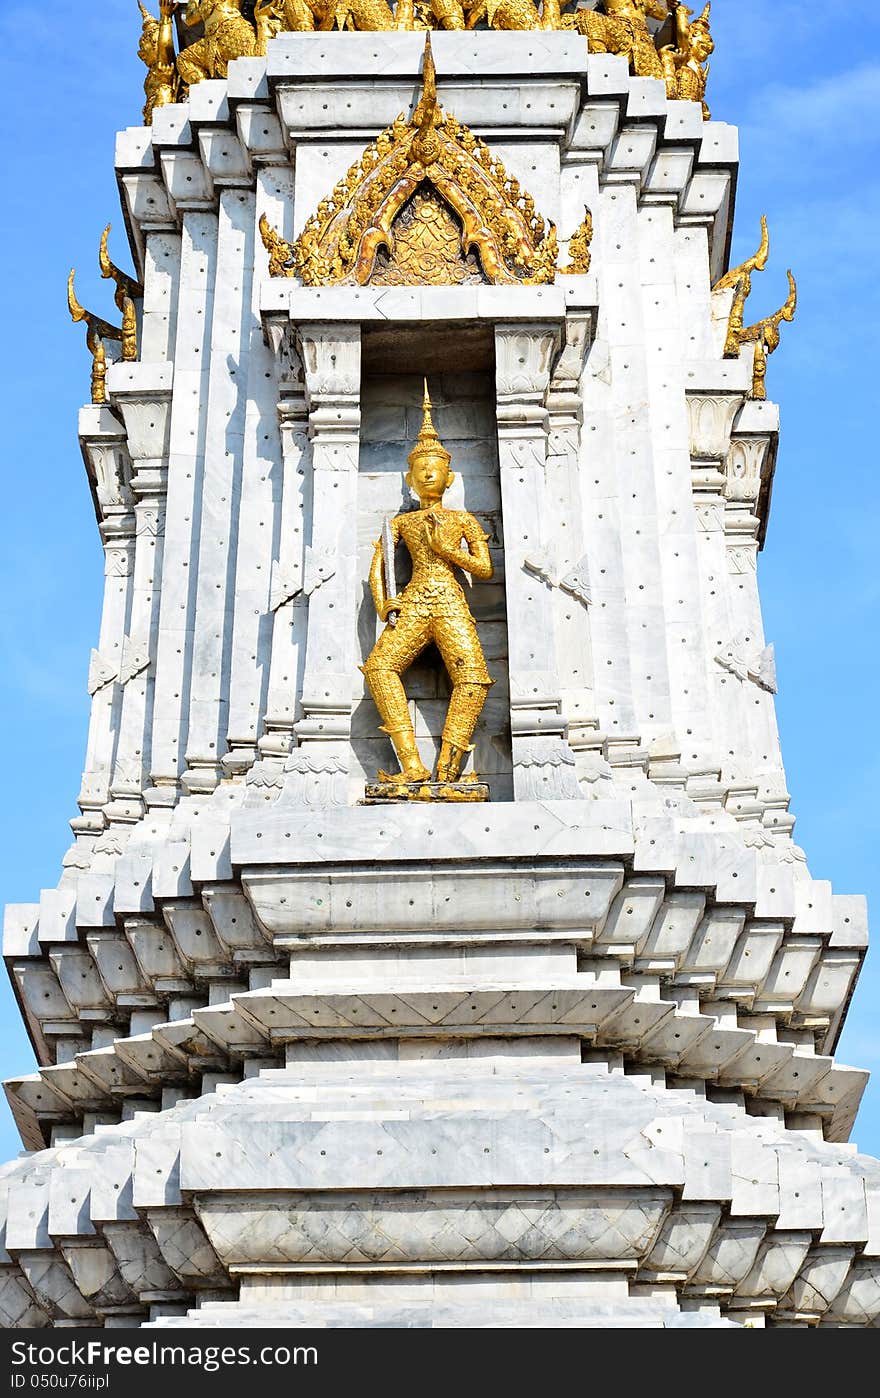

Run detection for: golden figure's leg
[[430, 0, 466, 27], [361, 613, 432, 782], [437, 683, 491, 781], [177, 38, 212, 85], [433, 611, 493, 782]]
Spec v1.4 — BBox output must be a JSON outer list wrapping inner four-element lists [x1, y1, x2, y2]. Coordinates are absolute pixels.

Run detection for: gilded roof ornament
[[738, 270, 798, 400], [134, 0, 714, 125], [562, 206, 593, 275], [714, 217, 797, 399], [260, 36, 558, 287], [68, 271, 124, 406], [68, 227, 143, 405]]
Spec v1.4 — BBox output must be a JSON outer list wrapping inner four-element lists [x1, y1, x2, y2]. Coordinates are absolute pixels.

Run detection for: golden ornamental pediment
[[260, 40, 558, 287]]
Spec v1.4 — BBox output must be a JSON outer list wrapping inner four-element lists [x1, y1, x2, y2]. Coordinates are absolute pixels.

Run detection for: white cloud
[[744, 62, 880, 142]]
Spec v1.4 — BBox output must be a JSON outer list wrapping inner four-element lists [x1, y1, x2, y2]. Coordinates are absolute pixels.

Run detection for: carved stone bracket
[[686, 391, 746, 465], [724, 399, 780, 549], [78, 406, 133, 526], [715, 636, 778, 694]]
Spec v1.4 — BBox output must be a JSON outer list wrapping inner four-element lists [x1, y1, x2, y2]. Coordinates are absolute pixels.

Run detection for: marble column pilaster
[[494, 323, 580, 801], [103, 366, 173, 834], [247, 326, 310, 797], [70, 408, 135, 859], [277, 323, 362, 806]]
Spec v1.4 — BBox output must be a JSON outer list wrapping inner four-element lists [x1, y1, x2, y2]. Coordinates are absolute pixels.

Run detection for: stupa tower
[[2, 1, 878, 1330]]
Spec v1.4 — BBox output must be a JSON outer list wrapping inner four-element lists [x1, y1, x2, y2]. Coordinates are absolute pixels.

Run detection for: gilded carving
[[100, 225, 144, 365], [370, 187, 487, 286], [262, 38, 557, 287], [68, 227, 143, 405], [738, 271, 797, 400], [68, 272, 124, 406], [361, 381, 494, 794], [714, 215, 770, 354], [562, 207, 593, 276]]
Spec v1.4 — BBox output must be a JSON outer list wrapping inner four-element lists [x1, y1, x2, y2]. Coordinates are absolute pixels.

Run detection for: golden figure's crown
[[408, 379, 451, 468]]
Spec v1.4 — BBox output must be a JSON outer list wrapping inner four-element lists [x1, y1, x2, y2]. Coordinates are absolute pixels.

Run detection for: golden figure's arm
[[369, 540, 387, 617], [159, 0, 177, 58], [428, 513, 493, 581], [673, 1, 690, 48]]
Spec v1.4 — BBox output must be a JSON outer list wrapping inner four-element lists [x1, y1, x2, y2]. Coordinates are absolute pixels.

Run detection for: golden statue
[[131, 0, 715, 114], [564, 0, 669, 81], [361, 382, 494, 793], [464, 0, 543, 30], [137, 0, 179, 123], [176, 0, 259, 86], [660, 1, 714, 118]]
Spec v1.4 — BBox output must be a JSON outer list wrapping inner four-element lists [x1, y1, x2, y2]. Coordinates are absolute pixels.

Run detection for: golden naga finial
[[68, 270, 125, 405], [99, 225, 144, 309], [412, 35, 441, 167], [259, 212, 296, 278], [562, 206, 593, 275], [715, 215, 771, 356], [738, 269, 798, 399], [714, 214, 770, 293], [100, 224, 143, 363]]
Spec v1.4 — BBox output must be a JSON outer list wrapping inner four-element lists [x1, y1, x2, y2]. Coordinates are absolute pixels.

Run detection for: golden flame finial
[[412, 34, 440, 165], [409, 378, 450, 466]]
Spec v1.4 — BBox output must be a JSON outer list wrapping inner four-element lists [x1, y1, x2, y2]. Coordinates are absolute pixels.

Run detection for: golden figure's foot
[[380, 731, 433, 785], [436, 739, 472, 783], [401, 758, 433, 783]]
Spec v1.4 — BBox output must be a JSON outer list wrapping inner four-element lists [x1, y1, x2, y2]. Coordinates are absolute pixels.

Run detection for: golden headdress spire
[[408, 379, 450, 467]]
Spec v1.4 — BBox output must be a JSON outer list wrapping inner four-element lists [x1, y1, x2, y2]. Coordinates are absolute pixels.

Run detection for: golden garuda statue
[[361, 382, 494, 795]]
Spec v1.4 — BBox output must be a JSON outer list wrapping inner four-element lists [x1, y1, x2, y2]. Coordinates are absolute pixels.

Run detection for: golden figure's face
[[407, 451, 452, 502], [691, 29, 713, 60], [139, 27, 158, 63]]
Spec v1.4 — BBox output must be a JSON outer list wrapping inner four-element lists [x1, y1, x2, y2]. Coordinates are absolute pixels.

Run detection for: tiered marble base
[[3, 1056, 879, 1327]]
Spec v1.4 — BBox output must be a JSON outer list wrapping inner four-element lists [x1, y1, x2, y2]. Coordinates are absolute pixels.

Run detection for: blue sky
[[0, 2, 877, 1161]]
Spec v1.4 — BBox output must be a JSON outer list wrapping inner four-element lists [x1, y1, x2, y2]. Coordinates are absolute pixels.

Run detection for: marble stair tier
[[1, 1062, 879, 1329], [4, 799, 868, 1150]]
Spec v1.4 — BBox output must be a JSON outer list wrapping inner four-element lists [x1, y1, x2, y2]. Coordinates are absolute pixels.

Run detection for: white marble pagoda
[[1, 24, 878, 1329]]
